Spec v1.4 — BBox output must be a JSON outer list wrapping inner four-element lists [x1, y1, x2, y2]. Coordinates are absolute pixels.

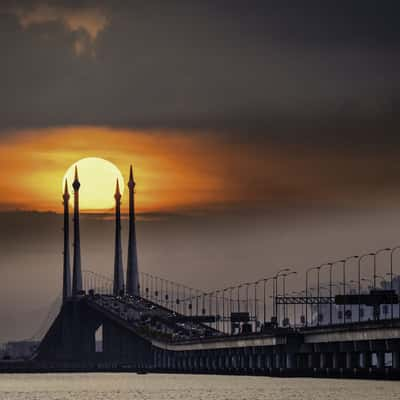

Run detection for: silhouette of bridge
[[2, 165, 400, 379]]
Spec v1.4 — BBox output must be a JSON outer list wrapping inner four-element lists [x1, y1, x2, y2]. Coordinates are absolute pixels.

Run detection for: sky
[[1, 1, 400, 341]]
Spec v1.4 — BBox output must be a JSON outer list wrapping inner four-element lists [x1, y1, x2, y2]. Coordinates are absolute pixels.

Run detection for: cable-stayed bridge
[[2, 166, 400, 379]]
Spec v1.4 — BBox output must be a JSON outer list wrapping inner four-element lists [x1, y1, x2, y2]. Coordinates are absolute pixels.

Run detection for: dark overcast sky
[[0, 0, 399, 146], [1, 1, 400, 341]]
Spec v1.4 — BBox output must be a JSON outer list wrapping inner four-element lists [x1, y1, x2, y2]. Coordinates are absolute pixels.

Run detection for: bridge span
[[3, 166, 400, 379], [0, 293, 394, 379]]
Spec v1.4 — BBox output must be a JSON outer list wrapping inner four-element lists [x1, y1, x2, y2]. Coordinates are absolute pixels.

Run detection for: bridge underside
[[36, 298, 152, 368]]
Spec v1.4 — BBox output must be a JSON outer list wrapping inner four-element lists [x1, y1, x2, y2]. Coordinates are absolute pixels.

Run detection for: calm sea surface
[[0, 373, 399, 400]]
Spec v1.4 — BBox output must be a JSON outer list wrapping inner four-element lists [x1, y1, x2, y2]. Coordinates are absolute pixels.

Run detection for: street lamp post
[[189, 287, 193, 317], [183, 286, 188, 316], [222, 287, 229, 334], [245, 283, 250, 314], [154, 276, 159, 304], [341, 260, 346, 324], [229, 286, 233, 324], [319, 263, 333, 325], [305, 266, 320, 327], [253, 281, 259, 332], [374, 248, 391, 289], [390, 246, 400, 320], [281, 271, 297, 325], [262, 277, 273, 326], [273, 268, 291, 327], [305, 267, 312, 327], [215, 290, 220, 331], [208, 291, 212, 318], [237, 284, 242, 313], [338, 256, 359, 324], [291, 291, 300, 328], [316, 266, 322, 326], [358, 253, 374, 322], [160, 279, 164, 307]]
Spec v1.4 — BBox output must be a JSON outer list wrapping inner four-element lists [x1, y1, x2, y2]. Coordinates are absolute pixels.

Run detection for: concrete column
[[161, 351, 165, 369], [212, 354, 217, 371], [296, 354, 305, 369], [392, 352, 400, 369], [320, 353, 327, 369], [256, 353, 262, 370], [265, 353, 272, 369], [361, 352, 372, 369], [346, 352, 358, 369], [158, 352, 162, 369], [307, 354, 313, 369], [332, 352, 339, 369], [377, 352, 385, 369], [188, 355, 193, 371], [180, 356, 185, 371], [225, 353, 230, 370], [249, 353, 254, 371], [286, 353, 296, 369], [308, 353, 319, 369], [240, 353, 245, 370], [275, 353, 281, 369]]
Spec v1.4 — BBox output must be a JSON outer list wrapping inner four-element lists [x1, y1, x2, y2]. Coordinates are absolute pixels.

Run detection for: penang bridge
[[3, 165, 400, 379]]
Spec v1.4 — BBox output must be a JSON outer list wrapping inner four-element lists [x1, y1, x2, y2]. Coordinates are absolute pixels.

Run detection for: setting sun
[[63, 157, 124, 211]]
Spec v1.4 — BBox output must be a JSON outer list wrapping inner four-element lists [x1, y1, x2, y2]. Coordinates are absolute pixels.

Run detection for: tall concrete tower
[[126, 165, 139, 296], [62, 179, 71, 301], [72, 166, 83, 295], [113, 179, 124, 296]]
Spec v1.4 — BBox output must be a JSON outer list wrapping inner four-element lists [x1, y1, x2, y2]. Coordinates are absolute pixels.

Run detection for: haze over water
[[0, 373, 398, 400]]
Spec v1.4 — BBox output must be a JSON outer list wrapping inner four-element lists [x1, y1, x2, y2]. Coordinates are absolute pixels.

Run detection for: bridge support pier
[[319, 353, 328, 369], [393, 352, 400, 369], [332, 352, 338, 369], [360, 352, 372, 369], [376, 352, 385, 369], [275, 352, 286, 369], [308, 353, 319, 369], [346, 352, 359, 369], [332, 352, 346, 369], [224, 351, 230, 371], [286, 353, 296, 369]]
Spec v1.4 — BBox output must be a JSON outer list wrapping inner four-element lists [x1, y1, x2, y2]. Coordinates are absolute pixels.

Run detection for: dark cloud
[[0, 0, 399, 146]]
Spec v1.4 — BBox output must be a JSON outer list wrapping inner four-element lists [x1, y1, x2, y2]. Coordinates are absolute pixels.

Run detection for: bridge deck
[[87, 294, 400, 352]]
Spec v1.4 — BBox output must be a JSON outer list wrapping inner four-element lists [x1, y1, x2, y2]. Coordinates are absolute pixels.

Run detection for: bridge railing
[[81, 244, 400, 335]]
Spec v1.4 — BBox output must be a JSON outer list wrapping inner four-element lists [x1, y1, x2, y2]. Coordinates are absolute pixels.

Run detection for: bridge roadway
[[7, 294, 399, 378], [85, 294, 400, 378]]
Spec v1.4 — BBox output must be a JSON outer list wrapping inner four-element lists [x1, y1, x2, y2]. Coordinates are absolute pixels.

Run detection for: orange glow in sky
[[1, 126, 390, 214], [0, 127, 229, 213]]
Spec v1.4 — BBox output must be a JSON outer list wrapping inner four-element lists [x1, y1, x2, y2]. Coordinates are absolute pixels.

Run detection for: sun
[[62, 157, 124, 211]]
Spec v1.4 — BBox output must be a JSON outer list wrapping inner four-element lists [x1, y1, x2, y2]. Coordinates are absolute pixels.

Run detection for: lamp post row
[[84, 245, 400, 331]]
